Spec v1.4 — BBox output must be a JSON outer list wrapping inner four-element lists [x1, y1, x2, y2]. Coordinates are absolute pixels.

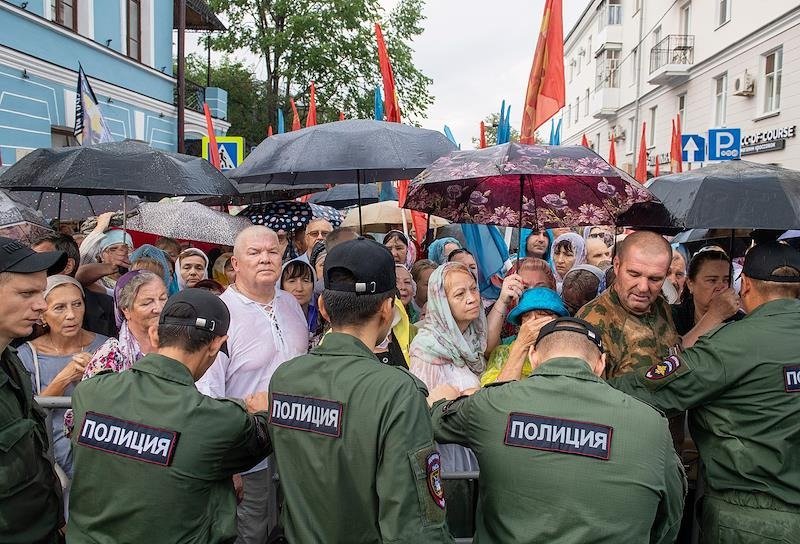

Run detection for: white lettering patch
[[269, 392, 343, 438], [505, 412, 613, 460], [77, 411, 179, 466], [784, 366, 800, 393]]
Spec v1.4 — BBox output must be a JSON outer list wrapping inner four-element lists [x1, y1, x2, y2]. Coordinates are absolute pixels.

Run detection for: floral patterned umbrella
[[404, 143, 661, 230]]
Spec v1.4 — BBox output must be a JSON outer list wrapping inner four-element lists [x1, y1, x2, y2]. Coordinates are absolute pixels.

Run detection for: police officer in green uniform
[[0, 238, 66, 544], [431, 317, 686, 543], [68, 289, 272, 543], [268, 238, 453, 543], [609, 242, 800, 543]]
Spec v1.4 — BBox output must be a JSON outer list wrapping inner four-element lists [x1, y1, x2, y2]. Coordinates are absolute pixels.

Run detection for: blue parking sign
[[708, 128, 741, 161]]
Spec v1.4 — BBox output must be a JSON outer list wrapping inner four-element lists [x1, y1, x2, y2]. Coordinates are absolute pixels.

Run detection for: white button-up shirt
[[197, 285, 308, 472]]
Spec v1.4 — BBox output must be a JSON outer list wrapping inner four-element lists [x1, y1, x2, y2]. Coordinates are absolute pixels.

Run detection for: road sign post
[[681, 134, 706, 162], [707, 128, 741, 161]]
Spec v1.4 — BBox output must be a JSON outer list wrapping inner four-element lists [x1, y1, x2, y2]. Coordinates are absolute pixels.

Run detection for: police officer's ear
[[148, 323, 160, 349], [591, 352, 607, 377], [527, 345, 542, 372], [207, 334, 228, 359], [318, 295, 330, 323]]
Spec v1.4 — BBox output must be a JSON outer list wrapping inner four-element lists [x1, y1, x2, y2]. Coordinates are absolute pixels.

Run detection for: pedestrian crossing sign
[[201, 136, 244, 170]]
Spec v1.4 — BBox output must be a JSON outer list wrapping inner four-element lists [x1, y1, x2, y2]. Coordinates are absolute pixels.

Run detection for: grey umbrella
[[10, 191, 142, 221], [229, 119, 457, 185], [0, 190, 53, 243], [0, 140, 240, 199], [308, 183, 380, 209], [126, 202, 251, 245]]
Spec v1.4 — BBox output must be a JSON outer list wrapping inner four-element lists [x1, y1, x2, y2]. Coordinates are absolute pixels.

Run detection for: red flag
[[654, 155, 660, 177], [608, 136, 617, 167], [375, 23, 400, 123], [479, 121, 487, 149], [306, 82, 317, 127], [635, 122, 647, 184], [290, 99, 301, 131], [520, 0, 565, 144], [267, 125, 273, 137], [203, 102, 221, 170], [674, 114, 683, 173], [581, 133, 589, 147], [339, 111, 345, 121]]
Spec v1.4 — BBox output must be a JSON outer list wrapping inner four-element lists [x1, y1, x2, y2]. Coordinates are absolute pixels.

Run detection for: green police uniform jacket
[[432, 357, 686, 544], [609, 298, 800, 507], [68, 353, 271, 543], [268, 332, 453, 543], [0, 346, 62, 543]]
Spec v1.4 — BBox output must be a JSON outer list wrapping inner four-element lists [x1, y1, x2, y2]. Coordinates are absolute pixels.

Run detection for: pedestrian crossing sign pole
[[202, 136, 244, 170]]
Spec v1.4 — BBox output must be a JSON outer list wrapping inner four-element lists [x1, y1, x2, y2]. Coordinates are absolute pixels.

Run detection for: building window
[[630, 47, 638, 83], [594, 132, 601, 152], [584, 89, 590, 117], [714, 73, 727, 126], [567, 105, 572, 128], [627, 117, 635, 153], [652, 25, 662, 48], [51, 0, 78, 31], [718, 0, 731, 27], [608, 0, 622, 25], [575, 98, 580, 123], [569, 59, 575, 82], [587, 37, 593, 61], [127, 0, 142, 61], [596, 49, 620, 88], [51, 127, 79, 148], [649, 106, 657, 145], [678, 94, 686, 129], [577, 51, 584, 74], [763, 48, 782, 113], [680, 2, 692, 35]]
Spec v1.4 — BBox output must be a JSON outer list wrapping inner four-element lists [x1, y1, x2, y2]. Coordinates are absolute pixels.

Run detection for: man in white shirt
[[197, 225, 307, 544]]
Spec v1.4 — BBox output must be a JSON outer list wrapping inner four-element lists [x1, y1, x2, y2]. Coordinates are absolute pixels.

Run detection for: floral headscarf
[[410, 262, 487, 374], [428, 237, 462, 265], [551, 232, 587, 289]]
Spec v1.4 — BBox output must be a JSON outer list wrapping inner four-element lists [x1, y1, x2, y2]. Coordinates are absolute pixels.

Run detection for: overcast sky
[[186, 1, 587, 148]]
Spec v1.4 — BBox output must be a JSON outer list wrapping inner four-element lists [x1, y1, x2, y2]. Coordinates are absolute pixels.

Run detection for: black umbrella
[[0, 190, 53, 243], [239, 201, 343, 232], [0, 140, 240, 199], [628, 160, 800, 230], [10, 191, 142, 221], [308, 183, 380, 209], [187, 182, 326, 206], [228, 119, 456, 230], [229, 119, 456, 185]]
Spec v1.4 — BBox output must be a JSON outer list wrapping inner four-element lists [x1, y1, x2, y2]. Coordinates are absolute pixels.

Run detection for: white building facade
[[559, 0, 800, 173]]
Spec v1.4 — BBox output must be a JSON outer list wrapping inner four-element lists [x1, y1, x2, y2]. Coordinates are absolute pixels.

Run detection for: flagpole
[[176, 0, 186, 153]]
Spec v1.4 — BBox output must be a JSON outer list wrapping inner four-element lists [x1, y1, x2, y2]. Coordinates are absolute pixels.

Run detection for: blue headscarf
[[519, 229, 554, 265], [428, 237, 462, 265], [130, 244, 178, 296], [506, 287, 569, 325]]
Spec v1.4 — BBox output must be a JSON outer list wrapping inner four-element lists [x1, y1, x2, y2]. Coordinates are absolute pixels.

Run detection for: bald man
[[197, 226, 308, 543], [576, 231, 679, 378]]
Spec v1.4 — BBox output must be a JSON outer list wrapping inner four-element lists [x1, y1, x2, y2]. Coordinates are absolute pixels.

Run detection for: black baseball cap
[[0, 237, 67, 275], [742, 242, 800, 283], [534, 317, 604, 353], [324, 237, 396, 295], [158, 288, 230, 355]]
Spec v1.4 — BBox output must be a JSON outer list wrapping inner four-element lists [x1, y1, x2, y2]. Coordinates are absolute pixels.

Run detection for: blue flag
[[374, 86, 384, 121], [549, 118, 562, 145], [277, 109, 285, 134]]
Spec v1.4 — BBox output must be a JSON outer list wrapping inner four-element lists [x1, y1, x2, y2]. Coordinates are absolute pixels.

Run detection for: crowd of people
[[2, 209, 799, 544]]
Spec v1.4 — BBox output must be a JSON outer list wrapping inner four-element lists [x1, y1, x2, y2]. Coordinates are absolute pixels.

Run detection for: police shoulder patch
[[77, 411, 179, 466], [784, 365, 800, 393], [425, 451, 445, 509], [645, 355, 682, 380]]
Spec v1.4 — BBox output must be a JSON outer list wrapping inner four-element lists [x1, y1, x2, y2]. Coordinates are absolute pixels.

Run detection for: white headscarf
[[175, 248, 209, 290]]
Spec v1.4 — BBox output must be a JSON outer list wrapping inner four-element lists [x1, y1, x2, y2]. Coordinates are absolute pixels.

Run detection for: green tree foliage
[[206, 0, 433, 127], [472, 113, 522, 147], [184, 54, 271, 149]]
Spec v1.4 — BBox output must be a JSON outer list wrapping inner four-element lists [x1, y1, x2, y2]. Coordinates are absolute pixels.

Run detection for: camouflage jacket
[[577, 288, 679, 378]]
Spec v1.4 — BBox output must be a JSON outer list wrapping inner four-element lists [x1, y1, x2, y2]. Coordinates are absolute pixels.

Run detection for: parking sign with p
[[708, 128, 741, 161]]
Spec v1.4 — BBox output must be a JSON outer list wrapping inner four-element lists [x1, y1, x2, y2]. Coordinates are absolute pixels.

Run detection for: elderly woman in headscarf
[[428, 237, 462, 265], [551, 232, 587, 292], [175, 248, 209, 290], [410, 262, 486, 392], [64, 270, 167, 433], [383, 230, 417, 268], [480, 287, 568, 385], [130, 243, 178, 295], [212, 252, 233, 288], [78, 226, 135, 296]]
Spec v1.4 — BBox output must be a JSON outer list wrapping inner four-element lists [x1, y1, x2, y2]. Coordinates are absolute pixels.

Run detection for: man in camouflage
[[576, 231, 679, 378]]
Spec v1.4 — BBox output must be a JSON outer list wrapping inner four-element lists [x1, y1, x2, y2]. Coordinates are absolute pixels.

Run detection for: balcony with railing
[[174, 78, 207, 114], [648, 34, 694, 86]]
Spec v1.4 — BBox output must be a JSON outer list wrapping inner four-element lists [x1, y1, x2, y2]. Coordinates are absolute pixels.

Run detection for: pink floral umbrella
[[404, 143, 660, 230]]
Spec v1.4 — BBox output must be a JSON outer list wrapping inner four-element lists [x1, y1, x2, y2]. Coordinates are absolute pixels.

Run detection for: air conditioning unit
[[732, 71, 755, 97]]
